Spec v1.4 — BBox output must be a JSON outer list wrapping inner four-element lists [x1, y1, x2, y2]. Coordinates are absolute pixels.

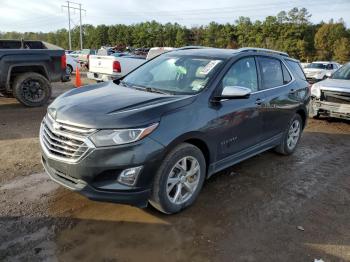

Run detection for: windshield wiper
[[130, 85, 171, 95], [144, 87, 171, 95]]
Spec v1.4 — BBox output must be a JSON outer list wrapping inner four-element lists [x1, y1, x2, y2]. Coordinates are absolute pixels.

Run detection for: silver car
[[310, 62, 350, 120]]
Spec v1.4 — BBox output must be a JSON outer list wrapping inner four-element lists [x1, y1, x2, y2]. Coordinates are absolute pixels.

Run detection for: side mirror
[[216, 86, 251, 100]]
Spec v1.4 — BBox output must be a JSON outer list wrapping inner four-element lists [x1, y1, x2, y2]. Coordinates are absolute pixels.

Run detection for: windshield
[[306, 63, 327, 69], [332, 63, 350, 80], [121, 55, 224, 95]]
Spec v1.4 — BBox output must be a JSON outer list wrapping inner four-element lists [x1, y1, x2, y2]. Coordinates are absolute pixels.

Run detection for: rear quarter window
[[286, 60, 306, 81]]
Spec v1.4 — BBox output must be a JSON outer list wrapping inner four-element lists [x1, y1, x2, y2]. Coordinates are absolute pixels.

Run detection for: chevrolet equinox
[[40, 47, 310, 214]]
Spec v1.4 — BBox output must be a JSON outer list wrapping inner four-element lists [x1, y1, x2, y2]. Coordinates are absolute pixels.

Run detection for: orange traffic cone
[[75, 66, 82, 88]]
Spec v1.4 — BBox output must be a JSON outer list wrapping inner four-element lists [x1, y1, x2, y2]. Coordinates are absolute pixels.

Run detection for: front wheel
[[149, 143, 206, 214], [66, 65, 73, 75], [275, 114, 303, 155]]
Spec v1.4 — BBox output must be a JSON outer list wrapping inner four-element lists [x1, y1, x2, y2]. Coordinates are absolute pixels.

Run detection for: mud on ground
[[0, 80, 350, 262]]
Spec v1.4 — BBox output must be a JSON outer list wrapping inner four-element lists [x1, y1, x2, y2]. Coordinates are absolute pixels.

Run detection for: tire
[[12, 72, 51, 107], [149, 143, 206, 214], [66, 65, 73, 75], [275, 114, 303, 155]]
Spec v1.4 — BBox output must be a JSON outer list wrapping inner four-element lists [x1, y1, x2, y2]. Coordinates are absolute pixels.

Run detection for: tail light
[[61, 54, 67, 70], [113, 61, 121, 73]]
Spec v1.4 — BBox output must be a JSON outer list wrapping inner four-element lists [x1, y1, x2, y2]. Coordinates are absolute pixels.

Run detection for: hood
[[317, 78, 350, 92], [49, 81, 195, 129], [304, 68, 324, 74]]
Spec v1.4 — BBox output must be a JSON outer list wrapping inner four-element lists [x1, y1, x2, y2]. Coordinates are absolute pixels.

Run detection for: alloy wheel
[[287, 119, 301, 150], [166, 156, 201, 205]]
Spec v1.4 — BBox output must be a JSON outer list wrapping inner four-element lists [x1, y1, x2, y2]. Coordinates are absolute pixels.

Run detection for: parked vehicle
[[77, 49, 96, 69], [40, 47, 309, 214], [310, 62, 350, 120], [304, 61, 341, 83], [88, 54, 146, 82], [87, 47, 174, 82], [66, 55, 80, 75], [69, 50, 81, 59], [0, 40, 69, 107], [300, 62, 310, 69]]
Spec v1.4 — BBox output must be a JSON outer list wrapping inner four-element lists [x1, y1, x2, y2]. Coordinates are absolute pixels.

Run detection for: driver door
[[213, 56, 265, 162]]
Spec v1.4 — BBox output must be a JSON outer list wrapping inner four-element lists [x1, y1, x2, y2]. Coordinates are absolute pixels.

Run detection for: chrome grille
[[40, 114, 96, 162]]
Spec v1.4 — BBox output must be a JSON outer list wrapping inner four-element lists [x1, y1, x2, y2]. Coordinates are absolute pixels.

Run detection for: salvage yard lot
[[0, 79, 350, 262]]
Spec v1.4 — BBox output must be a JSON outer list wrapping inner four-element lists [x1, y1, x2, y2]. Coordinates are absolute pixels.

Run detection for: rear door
[[256, 56, 301, 141]]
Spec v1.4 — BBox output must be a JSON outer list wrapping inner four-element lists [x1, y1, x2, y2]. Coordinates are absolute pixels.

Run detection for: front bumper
[[311, 99, 350, 120], [40, 135, 165, 207]]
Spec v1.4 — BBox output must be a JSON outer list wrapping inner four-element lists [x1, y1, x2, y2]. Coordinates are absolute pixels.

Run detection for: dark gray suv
[[40, 47, 310, 214]]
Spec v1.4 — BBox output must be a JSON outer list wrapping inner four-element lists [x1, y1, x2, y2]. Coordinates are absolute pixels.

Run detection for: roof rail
[[238, 47, 289, 57], [176, 46, 208, 51]]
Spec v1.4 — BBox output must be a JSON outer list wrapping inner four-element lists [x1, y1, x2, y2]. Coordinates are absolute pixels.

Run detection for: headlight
[[90, 123, 159, 147], [311, 84, 321, 98]]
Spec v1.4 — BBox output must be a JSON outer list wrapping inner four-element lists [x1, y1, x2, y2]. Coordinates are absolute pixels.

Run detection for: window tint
[[282, 63, 292, 84], [221, 57, 258, 92], [286, 60, 306, 81], [259, 57, 283, 89]]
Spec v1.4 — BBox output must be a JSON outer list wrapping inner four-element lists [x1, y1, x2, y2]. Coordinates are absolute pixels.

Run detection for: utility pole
[[79, 3, 83, 50], [62, 1, 86, 50]]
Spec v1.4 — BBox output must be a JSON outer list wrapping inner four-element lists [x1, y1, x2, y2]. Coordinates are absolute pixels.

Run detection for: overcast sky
[[0, 0, 349, 32]]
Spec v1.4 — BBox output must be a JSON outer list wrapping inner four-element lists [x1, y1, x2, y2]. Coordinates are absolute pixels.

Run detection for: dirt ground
[[0, 78, 350, 262]]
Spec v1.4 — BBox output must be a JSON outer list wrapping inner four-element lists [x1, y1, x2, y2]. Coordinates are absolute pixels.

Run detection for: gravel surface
[[0, 79, 349, 262]]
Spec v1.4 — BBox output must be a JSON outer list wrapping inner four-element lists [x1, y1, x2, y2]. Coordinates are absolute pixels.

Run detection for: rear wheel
[[275, 114, 303, 155], [12, 72, 51, 107], [149, 143, 206, 214]]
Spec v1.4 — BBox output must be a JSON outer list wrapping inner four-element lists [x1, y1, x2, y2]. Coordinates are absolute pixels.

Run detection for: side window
[[286, 60, 306, 81], [221, 57, 258, 92], [282, 63, 292, 84], [258, 57, 284, 89], [326, 64, 333, 70]]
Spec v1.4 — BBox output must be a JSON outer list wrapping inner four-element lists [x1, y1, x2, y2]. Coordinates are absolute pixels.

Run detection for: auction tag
[[199, 60, 221, 75]]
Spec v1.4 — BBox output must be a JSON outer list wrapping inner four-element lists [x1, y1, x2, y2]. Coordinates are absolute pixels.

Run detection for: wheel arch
[[7, 65, 49, 91], [296, 108, 307, 129], [162, 132, 212, 175]]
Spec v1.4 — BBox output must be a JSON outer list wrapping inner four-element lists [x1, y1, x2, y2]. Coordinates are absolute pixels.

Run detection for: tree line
[[1, 7, 350, 63]]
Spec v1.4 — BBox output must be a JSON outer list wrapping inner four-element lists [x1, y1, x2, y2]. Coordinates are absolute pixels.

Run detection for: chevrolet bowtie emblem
[[53, 122, 61, 130]]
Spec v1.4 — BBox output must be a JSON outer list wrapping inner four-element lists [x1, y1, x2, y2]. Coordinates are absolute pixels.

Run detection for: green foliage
[[333, 38, 350, 63], [0, 7, 349, 62], [314, 21, 348, 60]]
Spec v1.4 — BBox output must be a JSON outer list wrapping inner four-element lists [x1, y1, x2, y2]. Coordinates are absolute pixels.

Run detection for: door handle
[[255, 98, 265, 106], [289, 89, 297, 94]]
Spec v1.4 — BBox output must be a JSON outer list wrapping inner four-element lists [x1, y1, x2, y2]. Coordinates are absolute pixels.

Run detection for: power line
[[62, 1, 86, 50]]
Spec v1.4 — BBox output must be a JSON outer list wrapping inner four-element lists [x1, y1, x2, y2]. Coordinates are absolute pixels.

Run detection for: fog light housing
[[117, 166, 143, 186]]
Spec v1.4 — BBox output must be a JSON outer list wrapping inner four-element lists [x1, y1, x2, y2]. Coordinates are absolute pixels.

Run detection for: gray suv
[[40, 47, 310, 214]]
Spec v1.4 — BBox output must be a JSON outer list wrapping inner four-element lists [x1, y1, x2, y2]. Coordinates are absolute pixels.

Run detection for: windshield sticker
[[191, 80, 206, 91], [199, 60, 221, 75]]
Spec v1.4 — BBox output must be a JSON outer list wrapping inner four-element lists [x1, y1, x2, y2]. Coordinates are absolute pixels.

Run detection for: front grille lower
[[321, 90, 350, 105], [40, 115, 96, 162]]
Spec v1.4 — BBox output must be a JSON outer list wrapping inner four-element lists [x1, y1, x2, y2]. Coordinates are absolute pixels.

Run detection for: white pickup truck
[[87, 54, 146, 82], [87, 47, 174, 82]]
